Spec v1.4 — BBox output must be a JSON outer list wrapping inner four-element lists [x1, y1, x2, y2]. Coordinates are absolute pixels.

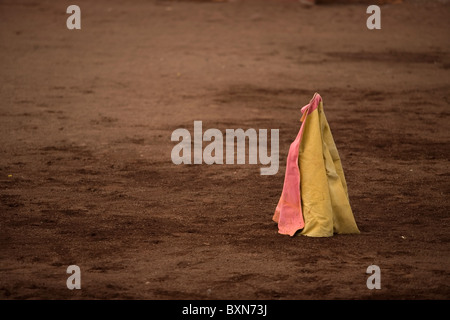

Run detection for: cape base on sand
[[273, 93, 360, 237]]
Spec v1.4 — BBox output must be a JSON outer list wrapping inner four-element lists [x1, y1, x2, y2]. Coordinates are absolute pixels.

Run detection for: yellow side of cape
[[299, 101, 360, 237]]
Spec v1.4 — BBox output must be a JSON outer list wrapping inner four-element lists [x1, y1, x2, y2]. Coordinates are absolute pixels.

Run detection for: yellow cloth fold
[[299, 101, 359, 237]]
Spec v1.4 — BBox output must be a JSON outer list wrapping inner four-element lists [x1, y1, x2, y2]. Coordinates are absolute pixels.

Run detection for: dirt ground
[[0, 0, 449, 300]]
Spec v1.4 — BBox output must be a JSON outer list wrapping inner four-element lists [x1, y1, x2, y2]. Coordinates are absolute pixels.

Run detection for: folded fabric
[[273, 93, 359, 237]]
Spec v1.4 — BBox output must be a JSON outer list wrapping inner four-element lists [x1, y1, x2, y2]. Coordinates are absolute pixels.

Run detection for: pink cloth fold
[[273, 93, 322, 236]]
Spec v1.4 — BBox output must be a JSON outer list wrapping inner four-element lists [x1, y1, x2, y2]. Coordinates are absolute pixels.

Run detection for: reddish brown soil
[[0, 0, 449, 300]]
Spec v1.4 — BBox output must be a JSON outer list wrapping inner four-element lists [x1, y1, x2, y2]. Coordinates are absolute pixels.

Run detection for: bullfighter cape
[[273, 93, 359, 237]]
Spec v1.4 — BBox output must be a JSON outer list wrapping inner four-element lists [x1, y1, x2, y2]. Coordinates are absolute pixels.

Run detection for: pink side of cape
[[273, 93, 322, 236]]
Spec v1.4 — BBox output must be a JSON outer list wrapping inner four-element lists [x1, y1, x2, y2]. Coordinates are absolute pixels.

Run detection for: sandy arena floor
[[0, 0, 449, 299]]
